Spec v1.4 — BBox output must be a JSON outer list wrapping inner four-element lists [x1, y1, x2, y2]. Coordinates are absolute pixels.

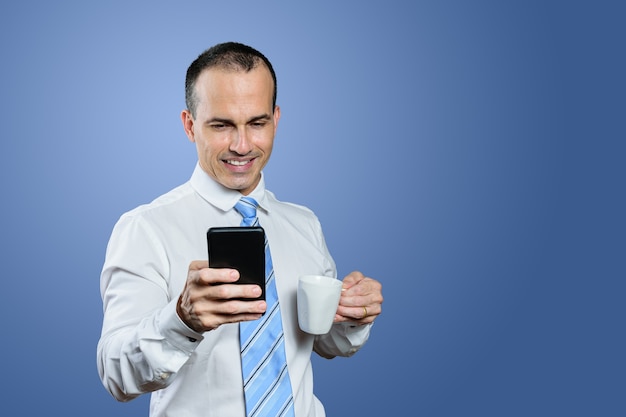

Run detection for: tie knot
[[234, 197, 259, 226]]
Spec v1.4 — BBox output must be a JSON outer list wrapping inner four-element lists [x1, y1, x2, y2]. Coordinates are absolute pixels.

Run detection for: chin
[[226, 177, 258, 194]]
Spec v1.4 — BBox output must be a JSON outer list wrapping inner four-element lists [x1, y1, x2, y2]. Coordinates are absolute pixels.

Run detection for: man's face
[[181, 65, 279, 195]]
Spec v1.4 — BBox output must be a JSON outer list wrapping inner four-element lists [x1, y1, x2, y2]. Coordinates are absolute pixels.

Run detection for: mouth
[[223, 157, 256, 170], [225, 159, 252, 166]]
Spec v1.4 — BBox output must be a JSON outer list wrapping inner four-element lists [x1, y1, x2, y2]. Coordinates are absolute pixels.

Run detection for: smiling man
[[97, 42, 383, 417]]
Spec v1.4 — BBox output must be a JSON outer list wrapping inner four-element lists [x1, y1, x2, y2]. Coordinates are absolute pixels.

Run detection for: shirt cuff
[[158, 299, 204, 353], [314, 321, 372, 358], [335, 322, 371, 354]]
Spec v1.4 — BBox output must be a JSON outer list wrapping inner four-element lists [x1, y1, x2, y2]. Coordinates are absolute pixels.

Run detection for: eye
[[210, 122, 228, 131]]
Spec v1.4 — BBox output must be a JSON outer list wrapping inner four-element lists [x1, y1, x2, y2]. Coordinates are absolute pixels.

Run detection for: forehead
[[194, 66, 274, 108]]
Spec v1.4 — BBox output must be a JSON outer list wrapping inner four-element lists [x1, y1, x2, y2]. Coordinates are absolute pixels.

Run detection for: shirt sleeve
[[96, 214, 203, 401], [312, 322, 372, 359], [304, 213, 373, 359]]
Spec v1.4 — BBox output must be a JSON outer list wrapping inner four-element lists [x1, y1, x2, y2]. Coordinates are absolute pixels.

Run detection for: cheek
[[195, 138, 209, 156], [264, 142, 274, 157], [257, 134, 275, 155], [197, 134, 224, 156]]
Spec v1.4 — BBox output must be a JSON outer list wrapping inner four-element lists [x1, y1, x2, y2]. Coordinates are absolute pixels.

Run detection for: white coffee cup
[[297, 275, 343, 335]]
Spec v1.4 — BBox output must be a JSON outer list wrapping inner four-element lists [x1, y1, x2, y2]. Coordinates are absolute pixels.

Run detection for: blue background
[[1, 1, 624, 415]]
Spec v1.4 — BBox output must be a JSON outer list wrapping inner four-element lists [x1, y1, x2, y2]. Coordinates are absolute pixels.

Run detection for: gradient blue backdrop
[[1, 1, 624, 416]]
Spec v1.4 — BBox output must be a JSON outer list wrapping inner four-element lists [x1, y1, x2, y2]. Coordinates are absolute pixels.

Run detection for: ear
[[273, 105, 281, 130], [181, 109, 196, 143]]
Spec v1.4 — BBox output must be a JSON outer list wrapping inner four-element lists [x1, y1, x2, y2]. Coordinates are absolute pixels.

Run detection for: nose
[[230, 127, 252, 155]]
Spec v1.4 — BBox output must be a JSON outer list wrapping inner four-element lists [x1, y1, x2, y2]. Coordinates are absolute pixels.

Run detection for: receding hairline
[[188, 64, 276, 116], [185, 43, 278, 117]]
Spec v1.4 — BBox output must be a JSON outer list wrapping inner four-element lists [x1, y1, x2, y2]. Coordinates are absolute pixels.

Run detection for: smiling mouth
[[225, 158, 254, 167]]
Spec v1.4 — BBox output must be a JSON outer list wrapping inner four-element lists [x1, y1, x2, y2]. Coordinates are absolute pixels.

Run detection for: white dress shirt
[[97, 164, 371, 417]]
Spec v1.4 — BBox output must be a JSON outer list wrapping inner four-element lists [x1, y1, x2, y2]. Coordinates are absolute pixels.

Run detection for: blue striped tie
[[235, 197, 295, 417]]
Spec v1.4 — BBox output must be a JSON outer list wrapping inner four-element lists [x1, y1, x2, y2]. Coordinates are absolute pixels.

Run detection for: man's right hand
[[176, 260, 266, 333]]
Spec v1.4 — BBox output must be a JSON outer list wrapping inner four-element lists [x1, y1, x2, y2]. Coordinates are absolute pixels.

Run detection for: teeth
[[227, 160, 248, 166]]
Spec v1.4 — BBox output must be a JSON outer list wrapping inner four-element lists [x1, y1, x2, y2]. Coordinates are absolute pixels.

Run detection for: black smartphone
[[207, 226, 265, 301]]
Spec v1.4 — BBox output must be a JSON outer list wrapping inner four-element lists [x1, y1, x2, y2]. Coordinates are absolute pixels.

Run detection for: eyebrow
[[205, 113, 272, 125]]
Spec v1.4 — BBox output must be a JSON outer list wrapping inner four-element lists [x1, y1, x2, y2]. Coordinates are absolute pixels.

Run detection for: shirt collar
[[189, 163, 271, 214]]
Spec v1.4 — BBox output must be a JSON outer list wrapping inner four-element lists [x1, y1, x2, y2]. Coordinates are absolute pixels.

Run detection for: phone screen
[[207, 226, 265, 301]]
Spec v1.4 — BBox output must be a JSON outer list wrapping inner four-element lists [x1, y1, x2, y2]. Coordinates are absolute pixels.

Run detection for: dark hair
[[184, 42, 277, 117]]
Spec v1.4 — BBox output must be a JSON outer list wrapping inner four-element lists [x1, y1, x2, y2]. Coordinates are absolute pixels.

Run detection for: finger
[[208, 282, 263, 301], [335, 304, 369, 320], [338, 296, 382, 325], [188, 259, 208, 272], [191, 303, 266, 331], [210, 298, 267, 316], [341, 271, 365, 290], [196, 267, 240, 286], [342, 279, 384, 304], [180, 290, 267, 332]]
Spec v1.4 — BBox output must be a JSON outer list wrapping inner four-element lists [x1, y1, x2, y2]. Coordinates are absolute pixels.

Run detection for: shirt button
[[159, 372, 170, 380], [188, 337, 197, 342]]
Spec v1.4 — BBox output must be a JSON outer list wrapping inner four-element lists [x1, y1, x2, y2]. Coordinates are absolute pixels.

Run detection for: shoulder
[[116, 182, 195, 226], [263, 190, 325, 242], [265, 190, 318, 222]]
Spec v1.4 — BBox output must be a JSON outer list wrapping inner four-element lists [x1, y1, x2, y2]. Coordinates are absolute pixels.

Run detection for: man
[[97, 41, 383, 416]]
